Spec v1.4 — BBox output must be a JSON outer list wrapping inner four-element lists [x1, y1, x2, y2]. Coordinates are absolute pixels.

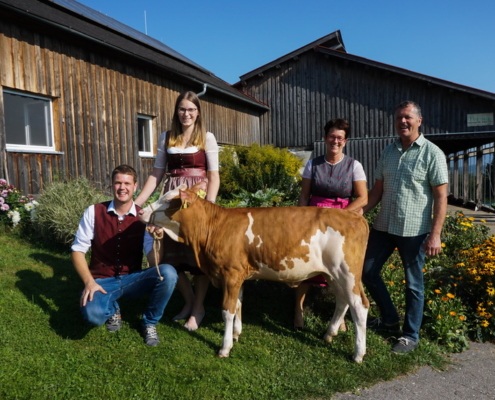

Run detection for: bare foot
[[172, 305, 192, 321], [184, 309, 206, 331]]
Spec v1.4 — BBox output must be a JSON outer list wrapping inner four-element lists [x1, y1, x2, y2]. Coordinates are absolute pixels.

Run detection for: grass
[[0, 233, 448, 400]]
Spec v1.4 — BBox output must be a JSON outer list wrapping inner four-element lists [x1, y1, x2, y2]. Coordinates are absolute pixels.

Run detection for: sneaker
[[106, 309, 122, 332], [367, 317, 400, 332], [392, 336, 418, 354], [143, 325, 160, 347]]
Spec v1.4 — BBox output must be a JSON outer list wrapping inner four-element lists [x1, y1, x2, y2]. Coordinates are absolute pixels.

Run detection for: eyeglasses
[[178, 107, 197, 114], [327, 135, 346, 142]]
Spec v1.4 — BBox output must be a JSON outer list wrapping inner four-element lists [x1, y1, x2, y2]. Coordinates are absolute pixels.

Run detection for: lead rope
[[151, 229, 164, 281]]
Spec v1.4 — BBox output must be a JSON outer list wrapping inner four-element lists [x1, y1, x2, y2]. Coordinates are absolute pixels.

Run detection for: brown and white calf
[[140, 182, 370, 362]]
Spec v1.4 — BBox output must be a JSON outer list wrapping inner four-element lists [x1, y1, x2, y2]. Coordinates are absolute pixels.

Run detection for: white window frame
[[3, 89, 55, 152], [137, 115, 154, 157]]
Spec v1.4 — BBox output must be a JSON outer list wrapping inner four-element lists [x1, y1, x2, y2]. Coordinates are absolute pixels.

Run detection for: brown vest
[[89, 201, 145, 279]]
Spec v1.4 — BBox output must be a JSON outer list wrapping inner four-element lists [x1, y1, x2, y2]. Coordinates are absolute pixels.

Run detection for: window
[[137, 115, 153, 157], [3, 90, 54, 151]]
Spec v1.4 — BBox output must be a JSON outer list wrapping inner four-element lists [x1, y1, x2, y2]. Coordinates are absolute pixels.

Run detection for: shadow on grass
[[15, 252, 92, 339], [201, 279, 355, 355]]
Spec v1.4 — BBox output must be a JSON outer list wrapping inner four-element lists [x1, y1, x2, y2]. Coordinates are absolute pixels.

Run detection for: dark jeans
[[81, 264, 178, 327], [362, 229, 428, 342]]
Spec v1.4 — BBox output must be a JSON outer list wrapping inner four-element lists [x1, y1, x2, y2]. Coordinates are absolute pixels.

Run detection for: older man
[[362, 101, 448, 354], [71, 165, 177, 346]]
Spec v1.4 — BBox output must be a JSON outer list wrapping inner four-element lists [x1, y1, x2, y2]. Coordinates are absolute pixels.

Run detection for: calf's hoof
[[217, 349, 231, 358], [353, 354, 364, 363], [323, 333, 334, 343]]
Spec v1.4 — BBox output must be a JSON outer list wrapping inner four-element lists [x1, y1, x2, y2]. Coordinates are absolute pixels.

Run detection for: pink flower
[[1, 203, 9, 211], [1, 190, 7, 197], [0, 179, 6, 186], [0, 197, 4, 205]]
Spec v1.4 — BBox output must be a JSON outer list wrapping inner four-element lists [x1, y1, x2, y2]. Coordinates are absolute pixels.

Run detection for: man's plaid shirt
[[373, 134, 448, 237]]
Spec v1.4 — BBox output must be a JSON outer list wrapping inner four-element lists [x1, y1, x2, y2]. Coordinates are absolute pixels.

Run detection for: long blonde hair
[[168, 91, 207, 149]]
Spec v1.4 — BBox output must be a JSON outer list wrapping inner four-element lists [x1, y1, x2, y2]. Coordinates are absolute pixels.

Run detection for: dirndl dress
[[161, 149, 209, 275]]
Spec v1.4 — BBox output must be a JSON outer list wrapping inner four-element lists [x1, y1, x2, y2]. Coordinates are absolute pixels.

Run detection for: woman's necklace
[[325, 154, 344, 165]]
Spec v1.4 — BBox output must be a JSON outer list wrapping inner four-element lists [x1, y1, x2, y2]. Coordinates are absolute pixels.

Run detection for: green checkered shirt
[[373, 134, 448, 237]]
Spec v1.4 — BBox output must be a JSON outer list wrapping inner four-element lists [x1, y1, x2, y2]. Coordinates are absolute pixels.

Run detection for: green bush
[[218, 143, 302, 206], [32, 177, 110, 246]]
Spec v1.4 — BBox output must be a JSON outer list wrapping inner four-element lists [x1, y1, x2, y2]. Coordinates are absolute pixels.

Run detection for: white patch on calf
[[163, 221, 181, 242], [251, 226, 347, 283], [244, 213, 263, 248]]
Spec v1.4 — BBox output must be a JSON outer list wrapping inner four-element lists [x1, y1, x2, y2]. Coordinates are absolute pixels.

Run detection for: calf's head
[[139, 181, 207, 242]]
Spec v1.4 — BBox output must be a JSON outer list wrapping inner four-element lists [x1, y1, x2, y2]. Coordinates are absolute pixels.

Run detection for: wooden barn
[[234, 31, 495, 206], [0, 0, 267, 194]]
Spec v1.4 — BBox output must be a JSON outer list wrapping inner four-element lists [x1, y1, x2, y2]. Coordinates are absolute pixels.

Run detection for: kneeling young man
[[71, 165, 178, 346]]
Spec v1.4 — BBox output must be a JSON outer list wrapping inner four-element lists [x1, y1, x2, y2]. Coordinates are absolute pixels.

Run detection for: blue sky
[[76, 0, 495, 93]]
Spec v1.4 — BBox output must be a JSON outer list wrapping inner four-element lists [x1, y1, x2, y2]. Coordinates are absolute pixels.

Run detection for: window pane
[[4, 92, 27, 145], [137, 117, 152, 153], [27, 102, 52, 146], [4, 91, 53, 148]]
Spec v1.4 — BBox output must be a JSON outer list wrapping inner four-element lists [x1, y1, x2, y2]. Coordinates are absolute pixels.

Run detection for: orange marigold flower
[[436, 314, 442, 319], [388, 281, 394, 286], [434, 289, 441, 294], [441, 296, 449, 301], [447, 293, 455, 298], [450, 311, 457, 316], [459, 316, 466, 321]]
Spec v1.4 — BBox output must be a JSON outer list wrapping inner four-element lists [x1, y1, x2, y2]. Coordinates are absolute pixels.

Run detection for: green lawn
[[0, 234, 447, 400]]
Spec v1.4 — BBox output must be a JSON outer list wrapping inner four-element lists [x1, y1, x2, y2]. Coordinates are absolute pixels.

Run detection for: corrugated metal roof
[[48, 0, 211, 75]]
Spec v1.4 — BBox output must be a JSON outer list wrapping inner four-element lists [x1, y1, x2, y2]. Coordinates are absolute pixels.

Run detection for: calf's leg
[[218, 279, 243, 358], [233, 285, 243, 341], [323, 279, 349, 342]]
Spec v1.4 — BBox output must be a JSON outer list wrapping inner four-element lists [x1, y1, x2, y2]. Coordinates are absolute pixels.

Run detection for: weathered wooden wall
[[0, 16, 261, 194], [241, 50, 495, 187]]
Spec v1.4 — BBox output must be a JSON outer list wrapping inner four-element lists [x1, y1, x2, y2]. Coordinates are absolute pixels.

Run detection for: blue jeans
[[362, 229, 428, 342], [81, 264, 178, 327]]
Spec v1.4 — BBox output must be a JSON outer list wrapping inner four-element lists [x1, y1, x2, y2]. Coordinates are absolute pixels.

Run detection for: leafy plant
[[231, 188, 284, 208]]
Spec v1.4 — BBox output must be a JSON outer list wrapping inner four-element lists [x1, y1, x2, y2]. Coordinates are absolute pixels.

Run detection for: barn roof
[[1, 0, 268, 110], [237, 29, 495, 101], [238, 31, 346, 82], [314, 46, 495, 101]]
